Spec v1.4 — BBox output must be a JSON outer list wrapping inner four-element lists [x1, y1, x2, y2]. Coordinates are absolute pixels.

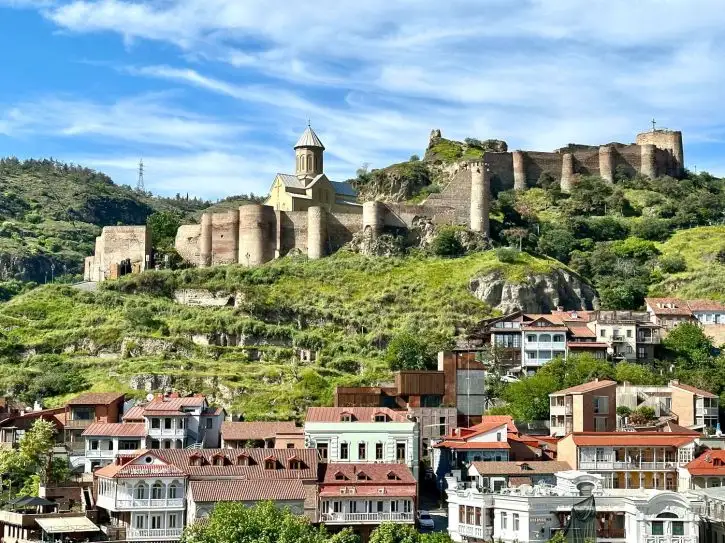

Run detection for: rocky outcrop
[[173, 289, 238, 307], [469, 268, 598, 313]]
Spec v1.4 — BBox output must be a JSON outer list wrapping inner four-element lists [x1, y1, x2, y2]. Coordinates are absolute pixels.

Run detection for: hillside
[[0, 250, 579, 418], [0, 158, 211, 287]]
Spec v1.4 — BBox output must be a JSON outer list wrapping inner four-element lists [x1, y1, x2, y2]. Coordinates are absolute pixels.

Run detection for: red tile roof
[[189, 479, 306, 502], [550, 310, 596, 322], [122, 406, 145, 421], [319, 463, 416, 497], [566, 326, 597, 339], [521, 326, 569, 332], [671, 382, 718, 398], [551, 380, 616, 396], [686, 450, 725, 475], [143, 396, 207, 411], [94, 451, 187, 478], [82, 422, 146, 437], [645, 298, 693, 316], [569, 432, 697, 447], [685, 299, 725, 312], [221, 421, 301, 441], [305, 407, 409, 423], [479, 415, 518, 435], [67, 392, 125, 406]]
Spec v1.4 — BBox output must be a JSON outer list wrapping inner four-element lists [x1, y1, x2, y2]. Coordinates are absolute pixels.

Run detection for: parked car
[[418, 510, 435, 530]]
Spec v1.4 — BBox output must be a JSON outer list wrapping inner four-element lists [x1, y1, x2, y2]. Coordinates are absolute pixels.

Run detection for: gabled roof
[[221, 421, 302, 441], [670, 381, 718, 398], [66, 392, 125, 406], [687, 450, 725, 475], [276, 173, 357, 198], [551, 379, 616, 396], [319, 463, 416, 497], [470, 461, 570, 475], [687, 299, 725, 311], [330, 181, 358, 198], [294, 126, 325, 149], [434, 441, 510, 450], [82, 422, 146, 437], [645, 297, 693, 316], [479, 415, 518, 435], [568, 432, 697, 447], [189, 479, 306, 502], [94, 451, 187, 479], [305, 407, 409, 423]]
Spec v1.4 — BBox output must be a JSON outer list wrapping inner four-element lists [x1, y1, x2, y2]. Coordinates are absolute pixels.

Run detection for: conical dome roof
[[294, 125, 325, 150]]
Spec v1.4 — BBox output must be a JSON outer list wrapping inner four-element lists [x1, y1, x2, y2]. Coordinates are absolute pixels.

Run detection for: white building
[[304, 407, 420, 479], [446, 468, 703, 543]]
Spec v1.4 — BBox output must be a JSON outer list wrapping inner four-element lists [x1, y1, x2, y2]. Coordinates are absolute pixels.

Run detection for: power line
[[136, 158, 145, 192]]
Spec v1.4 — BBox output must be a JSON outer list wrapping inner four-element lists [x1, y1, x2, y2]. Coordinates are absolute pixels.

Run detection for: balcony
[[147, 427, 187, 439], [86, 449, 116, 458], [116, 499, 185, 510], [612, 335, 625, 342], [643, 537, 694, 543], [458, 524, 493, 539], [65, 419, 93, 429], [696, 407, 719, 417], [524, 342, 566, 351], [637, 335, 660, 344], [319, 512, 414, 524], [565, 404, 573, 415], [126, 528, 183, 540], [580, 460, 678, 471], [597, 528, 626, 539]]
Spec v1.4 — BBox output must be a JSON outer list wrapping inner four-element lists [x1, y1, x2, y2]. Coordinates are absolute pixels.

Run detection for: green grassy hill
[[0, 250, 567, 418]]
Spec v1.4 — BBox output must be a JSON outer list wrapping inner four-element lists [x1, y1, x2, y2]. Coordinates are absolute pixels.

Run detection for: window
[[638, 347, 647, 359], [289, 458, 303, 470], [151, 482, 163, 500], [169, 483, 178, 499], [626, 329, 632, 337], [496, 432, 502, 442], [501, 512, 507, 530], [265, 458, 277, 470], [151, 418, 160, 429], [396, 442, 406, 462], [168, 514, 177, 529], [334, 472, 347, 481], [513, 513, 520, 531], [134, 516, 145, 529], [600, 329, 606, 337], [439, 417, 446, 436], [651, 522, 664, 536], [358, 442, 367, 460], [539, 334, 551, 342], [376, 442, 384, 460], [377, 501, 384, 513], [206, 418, 213, 429], [595, 417, 607, 432], [593, 396, 609, 414], [340, 442, 349, 460], [134, 483, 147, 500], [672, 522, 684, 536], [151, 515, 162, 530], [526, 334, 536, 343], [553, 334, 565, 342], [374, 413, 388, 422], [525, 351, 537, 360], [179, 418, 186, 429], [90, 440, 99, 450], [317, 443, 329, 460], [403, 500, 412, 513], [287, 443, 294, 448], [391, 501, 399, 513], [164, 418, 172, 430], [340, 413, 353, 422]]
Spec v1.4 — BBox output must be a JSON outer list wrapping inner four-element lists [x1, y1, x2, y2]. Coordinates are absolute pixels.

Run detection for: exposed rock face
[[174, 289, 236, 307], [469, 268, 598, 313]]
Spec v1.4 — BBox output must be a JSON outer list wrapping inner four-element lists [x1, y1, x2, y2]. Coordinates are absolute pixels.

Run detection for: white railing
[[643, 537, 693, 543], [524, 342, 566, 350], [127, 528, 183, 540], [320, 512, 414, 524], [117, 498, 185, 509], [458, 524, 493, 539], [86, 449, 116, 458], [580, 460, 678, 471], [147, 428, 187, 438]]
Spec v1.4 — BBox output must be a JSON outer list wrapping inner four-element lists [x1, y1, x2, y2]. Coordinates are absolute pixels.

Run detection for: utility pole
[[136, 158, 145, 192]]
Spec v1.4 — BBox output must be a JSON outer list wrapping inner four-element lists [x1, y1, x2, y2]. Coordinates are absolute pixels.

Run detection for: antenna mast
[[136, 158, 145, 192]]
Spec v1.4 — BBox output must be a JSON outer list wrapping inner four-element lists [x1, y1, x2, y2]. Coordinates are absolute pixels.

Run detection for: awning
[[36, 517, 100, 533]]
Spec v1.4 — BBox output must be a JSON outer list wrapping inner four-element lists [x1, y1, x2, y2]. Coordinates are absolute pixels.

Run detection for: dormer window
[[265, 457, 278, 470], [386, 471, 401, 481], [374, 413, 388, 422], [356, 471, 370, 481], [236, 454, 253, 466], [340, 412, 354, 422], [288, 455, 305, 470], [715, 458, 723, 467], [189, 452, 204, 466], [519, 463, 531, 471], [212, 454, 227, 466], [334, 471, 348, 481]]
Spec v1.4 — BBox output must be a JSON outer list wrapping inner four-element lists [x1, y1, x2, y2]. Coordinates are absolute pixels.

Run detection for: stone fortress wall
[[84, 128, 684, 281]]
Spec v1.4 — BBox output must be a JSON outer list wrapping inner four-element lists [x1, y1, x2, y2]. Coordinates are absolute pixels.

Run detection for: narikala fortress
[[84, 125, 684, 282]]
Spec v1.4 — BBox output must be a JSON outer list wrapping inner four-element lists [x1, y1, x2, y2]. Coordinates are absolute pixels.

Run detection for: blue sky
[[1, 0, 725, 199]]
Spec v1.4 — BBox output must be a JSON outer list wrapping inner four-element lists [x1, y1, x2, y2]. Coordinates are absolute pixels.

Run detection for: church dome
[[294, 125, 325, 150]]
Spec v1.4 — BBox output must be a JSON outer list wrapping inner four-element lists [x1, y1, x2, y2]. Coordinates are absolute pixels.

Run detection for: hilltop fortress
[[84, 125, 684, 281]]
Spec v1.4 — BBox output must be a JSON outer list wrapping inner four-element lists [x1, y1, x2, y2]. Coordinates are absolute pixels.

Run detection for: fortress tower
[[295, 124, 325, 180], [635, 129, 684, 178]]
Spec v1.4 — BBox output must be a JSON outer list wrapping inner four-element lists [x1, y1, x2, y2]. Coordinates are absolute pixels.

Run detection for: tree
[[663, 323, 715, 370], [431, 228, 464, 258], [385, 331, 436, 371], [537, 227, 576, 263], [614, 362, 661, 385], [181, 501, 352, 543], [631, 218, 672, 242], [147, 211, 183, 249], [502, 371, 561, 421], [658, 253, 687, 274], [369, 524, 420, 543]]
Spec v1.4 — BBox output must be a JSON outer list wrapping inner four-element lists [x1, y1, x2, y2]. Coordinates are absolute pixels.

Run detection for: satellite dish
[[146, 393, 154, 402]]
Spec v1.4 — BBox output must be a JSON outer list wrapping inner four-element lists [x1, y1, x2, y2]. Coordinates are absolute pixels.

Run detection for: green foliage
[[616, 406, 632, 417], [663, 323, 715, 370], [385, 330, 447, 371], [147, 211, 183, 249], [629, 406, 656, 425], [631, 218, 672, 242], [495, 248, 519, 263], [614, 362, 662, 385], [658, 253, 687, 274], [431, 228, 464, 258], [537, 227, 575, 263]]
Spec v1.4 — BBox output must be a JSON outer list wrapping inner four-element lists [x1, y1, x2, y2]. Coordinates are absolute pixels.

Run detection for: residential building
[[303, 407, 420, 480], [437, 349, 488, 426], [93, 447, 319, 542], [618, 380, 719, 430], [82, 423, 146, 473], [0, 507, 102, 543], [467, 460, 571, 492], [549, 379, 617, 436], [0, 407, 65, 449], [221, 421, 304, 448], [591, 310, 661, 362], [692, 486, 725, 543], [446, 468, 703, 543], [557, 431, 698, 490], [681, 449, 725, 490], [64, 392, 125, 452], [520, 316, 568, 372], [646, 297, 699, 330], [318, 463, 416, 541], [333, 371, 457, 457]]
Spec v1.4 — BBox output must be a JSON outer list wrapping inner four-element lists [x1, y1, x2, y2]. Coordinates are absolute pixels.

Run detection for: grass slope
[[0, 250, 562, 418]]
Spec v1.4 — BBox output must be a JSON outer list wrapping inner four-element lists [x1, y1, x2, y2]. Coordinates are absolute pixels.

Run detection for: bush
[[431, 228, 464, 258], [616, 406, 632, 417], [659, 254, 687, 274], [495, 247, 519, 263], [631, 218, 672, 241], [717, 247, 725, 265]]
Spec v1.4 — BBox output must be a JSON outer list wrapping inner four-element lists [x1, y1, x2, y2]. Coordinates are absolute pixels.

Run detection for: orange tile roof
[[551, 380, 616, 395], [686, 450, 725, 475], [67, 392, 125, 406], [570, 432, 697, 447], [645, 298, 693, 316], [686, 299, 725, 311], [190, 479, 306, 502], [319, 463, 416, 497], [434, 441, 511, 450], [122, 406, 145, 421], [671, 382, 717, 398], [479, 415, 518, 435], [566, 326, 597, 338], [82, 422, 146, 437], [221, 421, 302, 441], [305, 407, 409, 422]]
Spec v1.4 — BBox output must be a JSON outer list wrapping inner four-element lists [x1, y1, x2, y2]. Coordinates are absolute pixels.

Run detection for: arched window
[[539, 334, 551, 342], [553, 334, 565, 342], [134, 483, 147, 500], [151, 481, 164, 500], [307, 155, 312, 171], [168, 482, 179, 499]]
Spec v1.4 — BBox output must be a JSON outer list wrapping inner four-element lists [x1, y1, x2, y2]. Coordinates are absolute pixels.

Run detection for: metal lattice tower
[[136, 158, 145, 191]]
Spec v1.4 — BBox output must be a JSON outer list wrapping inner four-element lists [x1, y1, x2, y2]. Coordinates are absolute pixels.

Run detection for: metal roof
[[36, 517, 100, 534], [330, 180, 357, 197], [294, 126, 325, 149]]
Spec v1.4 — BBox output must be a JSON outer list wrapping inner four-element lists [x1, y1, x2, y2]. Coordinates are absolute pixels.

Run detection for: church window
[[307, 155, 313, 171]]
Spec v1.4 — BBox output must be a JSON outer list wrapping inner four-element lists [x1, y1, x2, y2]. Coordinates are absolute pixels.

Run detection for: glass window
[[151, 418, 160, 429], [206, 418, 213, 429], [376, 442, 384, 460], [539, 334, 551, 342], [651, 522, 664, 536], [672, 522, 684, 536], [358, 442, 366, 460], [340, 442, 349, 460], [526, 335, 536, 343], [513, 513, 519, 531], [164, 418, 172, 429], [501, 512, 507, 530], [553, 334, 565, 342]]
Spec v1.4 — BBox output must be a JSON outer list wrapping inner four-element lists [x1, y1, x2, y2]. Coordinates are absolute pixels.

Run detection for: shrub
[[616, 406, 632, 417], [495, 248, 519, 263], [659, 253, 687, 274], [717, 247, 725, 265], [631, 218, 672, 241], [431, 228, 464, 258]]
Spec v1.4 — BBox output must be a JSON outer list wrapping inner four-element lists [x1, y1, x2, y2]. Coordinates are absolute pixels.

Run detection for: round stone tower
[[199, 212, 212, 267], [512, 151, 527, 191], [640, 143, 657, 179], [635, 129, 684, 178], [469, 162, 490, 237], [362, 201, 385, 241], [599, 145, 615, 184], [560, 153, 575, 193], [307, 206, 327, 260], [238, 204, 270, 267], [294, 124, 325, 180]]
